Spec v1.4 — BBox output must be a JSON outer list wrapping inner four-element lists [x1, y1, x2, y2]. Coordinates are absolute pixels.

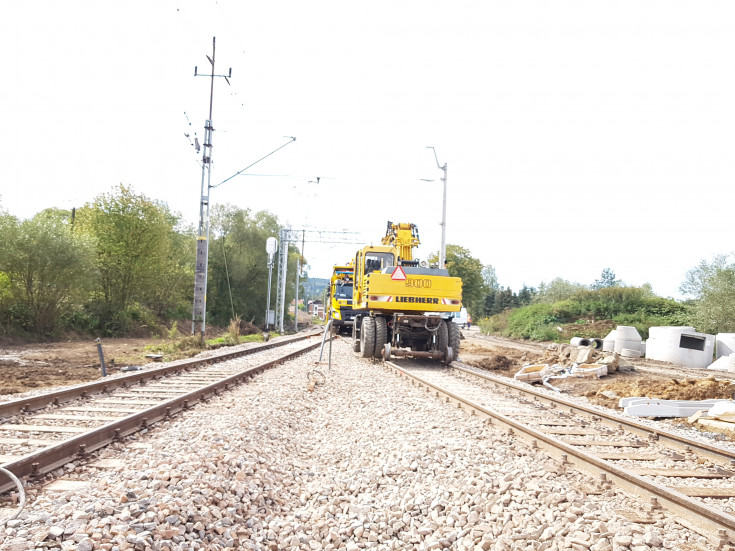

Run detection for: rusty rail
[[0, 334, 320, 494], [0, 331, 319, 418], [386, 360, 735, 547]]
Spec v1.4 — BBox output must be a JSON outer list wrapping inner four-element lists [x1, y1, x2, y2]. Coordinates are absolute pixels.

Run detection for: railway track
[[387, 358, 735, 547], [0, 331, 322, 495]]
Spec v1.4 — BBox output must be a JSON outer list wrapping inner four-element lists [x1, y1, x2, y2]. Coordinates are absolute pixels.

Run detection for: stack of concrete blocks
[[613, 326, 643, 358], [645, 326, 715, 369], [602, 330, 617, 352]]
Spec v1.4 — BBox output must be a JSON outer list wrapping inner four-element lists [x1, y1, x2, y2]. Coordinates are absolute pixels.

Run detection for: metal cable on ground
[[0, 467, 26, 525], [307, 369, 327, 392]]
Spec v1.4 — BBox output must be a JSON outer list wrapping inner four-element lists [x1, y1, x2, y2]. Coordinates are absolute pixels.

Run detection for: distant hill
[[303, 277, 329, 301]]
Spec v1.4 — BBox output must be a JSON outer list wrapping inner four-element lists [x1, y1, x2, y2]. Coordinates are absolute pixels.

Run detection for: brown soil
[[459, 329, 735, 410], [0, 338, 164, 395], [0, 320, 299, 398]]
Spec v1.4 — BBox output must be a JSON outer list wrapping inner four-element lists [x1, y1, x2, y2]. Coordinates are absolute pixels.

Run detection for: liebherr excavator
[[351, 222, 462, 364]]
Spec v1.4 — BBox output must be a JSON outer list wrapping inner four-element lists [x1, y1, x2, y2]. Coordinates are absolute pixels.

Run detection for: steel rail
[[452, 362, 735, 466], [0, 337, 321, 494], [385, 360, 735, 547], [0, 331, 319, 418]]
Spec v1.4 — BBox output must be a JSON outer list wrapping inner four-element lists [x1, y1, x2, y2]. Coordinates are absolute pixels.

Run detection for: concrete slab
[[622, 398, 729, 418]]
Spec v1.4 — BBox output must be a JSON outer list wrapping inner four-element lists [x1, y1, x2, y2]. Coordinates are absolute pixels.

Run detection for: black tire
[[360, 317, 376, 358], [447, 322, 461, 359], [352, 320, 361, 353], [436, 320, 448, 357], [374, 317, 388, 359]]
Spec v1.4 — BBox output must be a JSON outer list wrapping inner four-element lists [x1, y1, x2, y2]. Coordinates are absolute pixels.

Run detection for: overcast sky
[[2, 1, 734, 300]]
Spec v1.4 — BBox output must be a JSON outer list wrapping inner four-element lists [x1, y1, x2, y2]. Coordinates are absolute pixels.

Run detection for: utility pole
[[276, 228, 290, 333], [294, 229, 305, 332], [191, 37, 232, 336], [427, 146, 448, 269]]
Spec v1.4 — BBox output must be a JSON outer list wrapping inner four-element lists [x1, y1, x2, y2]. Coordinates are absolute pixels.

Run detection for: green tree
[[591, 267, 620, 290], [481, 265, 499, 292], [207, 206, 285, 326], [76, 184, 191, 333], [681, 254, 735, 333], [430, 245, 486, 314], [495, 287, 517, 312], [535, 278, 587, 303], [517, 284, 536, 306], [0, 209, 96, 334]]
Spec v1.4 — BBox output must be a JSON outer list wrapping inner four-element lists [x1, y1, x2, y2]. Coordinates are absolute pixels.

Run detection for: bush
[[222, 316, 242, 346], [480, 286, 691, 341]]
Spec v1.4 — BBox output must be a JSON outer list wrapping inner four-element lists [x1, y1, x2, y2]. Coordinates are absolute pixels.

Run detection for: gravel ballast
[[1, 339, 720, 550]]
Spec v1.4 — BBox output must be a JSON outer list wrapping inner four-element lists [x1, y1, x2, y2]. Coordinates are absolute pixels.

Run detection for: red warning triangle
[[391, 266, 407, 281]]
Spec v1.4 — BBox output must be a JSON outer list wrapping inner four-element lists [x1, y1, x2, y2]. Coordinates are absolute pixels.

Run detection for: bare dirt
[[459, 329, 735, 410], [0, 338, 160, 395], [0, 321, 275, 397]]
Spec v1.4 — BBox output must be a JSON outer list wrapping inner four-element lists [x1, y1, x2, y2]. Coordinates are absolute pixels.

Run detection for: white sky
[[2, 1, 734, 300]]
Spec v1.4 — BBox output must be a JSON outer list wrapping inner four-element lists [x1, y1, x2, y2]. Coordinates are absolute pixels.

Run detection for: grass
[[478, 286, 691, 342], [142, 325, 272, 361]]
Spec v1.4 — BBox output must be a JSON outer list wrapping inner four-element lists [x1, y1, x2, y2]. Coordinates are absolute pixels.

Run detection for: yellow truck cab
[[328, 264, 356, 333]]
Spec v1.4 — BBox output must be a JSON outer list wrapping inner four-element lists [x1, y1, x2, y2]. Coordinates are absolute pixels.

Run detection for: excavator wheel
[[352, 321, 361, 353], [436, 320, 449, 361], [360, 317, 376, 358], [447, 322, 461, 360], [374, 317, 388, 359]]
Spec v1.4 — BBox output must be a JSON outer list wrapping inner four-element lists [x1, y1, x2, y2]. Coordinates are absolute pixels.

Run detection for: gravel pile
[[1, 339, 718, 550]]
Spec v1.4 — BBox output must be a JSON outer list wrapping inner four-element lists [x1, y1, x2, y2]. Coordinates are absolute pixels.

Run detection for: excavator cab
[[364, 252, 394, 274]]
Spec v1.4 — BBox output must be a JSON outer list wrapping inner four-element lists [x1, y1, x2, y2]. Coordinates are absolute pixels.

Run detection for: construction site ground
[[1, 327, 734, 431], [460, 327, 735, 408]]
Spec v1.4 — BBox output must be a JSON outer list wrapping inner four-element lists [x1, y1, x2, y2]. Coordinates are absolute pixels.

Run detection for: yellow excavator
[[327, 262, 356, 333], [351, 221, 462, 364]]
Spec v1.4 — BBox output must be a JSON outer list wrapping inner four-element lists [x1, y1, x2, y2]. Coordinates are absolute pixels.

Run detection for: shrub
[[480, 286, 691, 341]]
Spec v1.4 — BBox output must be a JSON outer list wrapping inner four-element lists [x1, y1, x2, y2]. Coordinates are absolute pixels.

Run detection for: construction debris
[[514, 360, 611, 386], [514, 364, 550, 383], [707, 353, 735, 372], [621, 397, 730, 418], [698, 418, 735, 433], [571, 363, 608, 378], [575, 347, 595, 364], [682, 402, 735, 434], [708, 401, 735, 422]]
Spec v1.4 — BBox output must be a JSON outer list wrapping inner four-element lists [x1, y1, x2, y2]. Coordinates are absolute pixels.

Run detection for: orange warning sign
[[391, 266, 407, 281]]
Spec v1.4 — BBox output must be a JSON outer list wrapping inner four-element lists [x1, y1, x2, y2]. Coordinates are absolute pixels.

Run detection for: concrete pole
[[439, 162, 447, 269], [294, 256, 300, 332], [427, 146, 448, 269]]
